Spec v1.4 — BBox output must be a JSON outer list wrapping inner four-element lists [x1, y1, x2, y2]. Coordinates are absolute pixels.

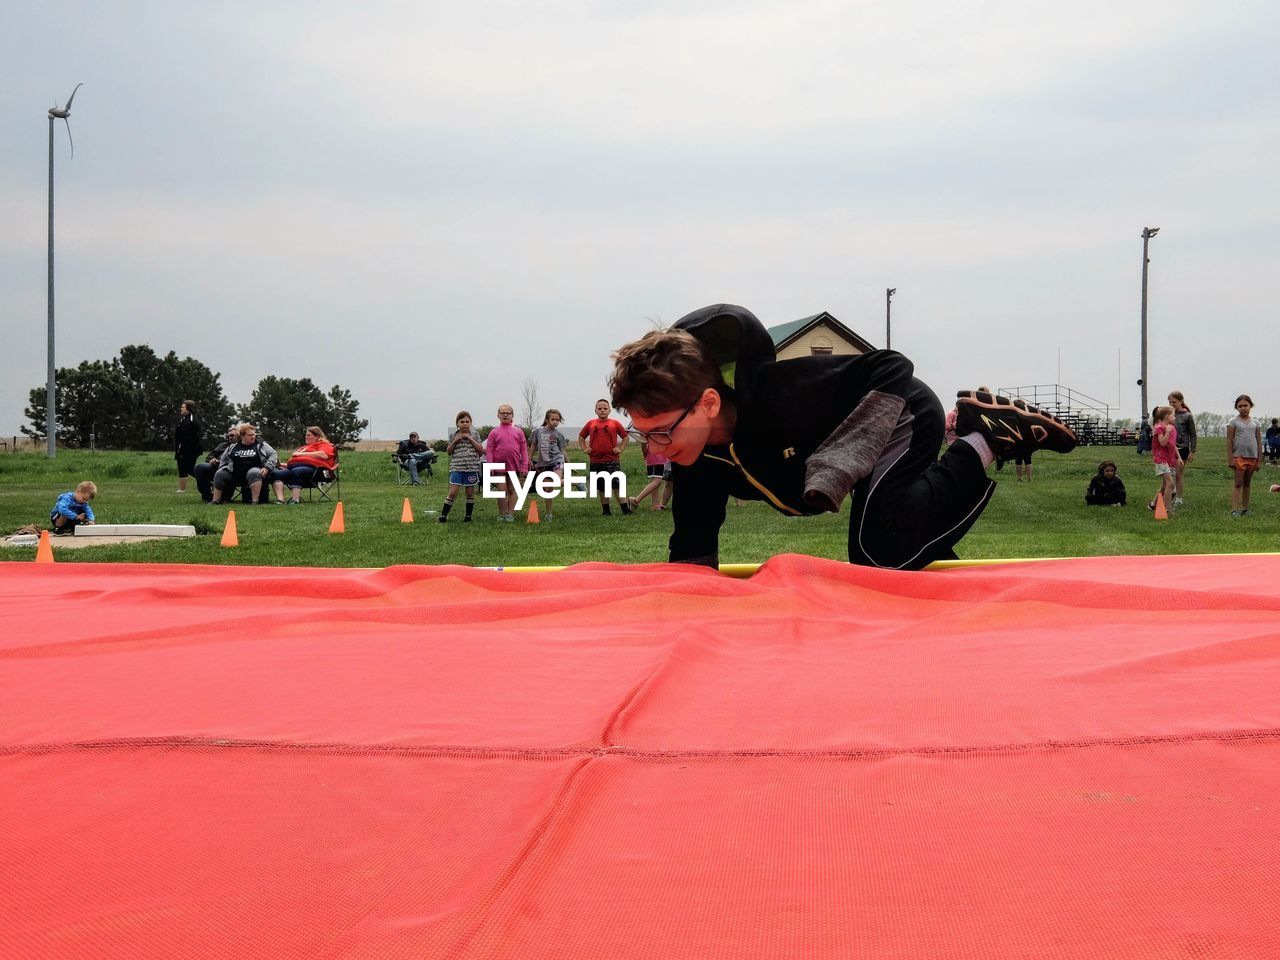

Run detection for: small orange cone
[[35, 529, 55, 564], [401, 498, 414, 523], [1154, 493, 1169, 520], [329, 501, 345, 534], [221, 510, 239, 547], [527, 499, 540, 524]]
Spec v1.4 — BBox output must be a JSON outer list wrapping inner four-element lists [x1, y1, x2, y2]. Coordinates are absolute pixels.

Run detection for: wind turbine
[[49, 83, 82, 156], [46, 83, 82, 458]]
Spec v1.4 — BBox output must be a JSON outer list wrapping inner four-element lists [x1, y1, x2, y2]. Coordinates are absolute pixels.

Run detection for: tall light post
[[885, 288, 896, 349], [1138, 227, 1159, 431], [46, 83, 82, 459]]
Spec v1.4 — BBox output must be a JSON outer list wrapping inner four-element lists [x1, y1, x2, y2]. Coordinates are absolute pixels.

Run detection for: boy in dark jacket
[[1085, 461, 1127, 506], [609, 303, 1076, 570]]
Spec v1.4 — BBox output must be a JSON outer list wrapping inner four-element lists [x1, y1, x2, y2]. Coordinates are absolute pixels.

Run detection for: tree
[[520, 378, 541, 432], [1195, 410, 1228, 437], [239, 377, 330, 449], [238, 377, 368, 449], [117, 345, 235, 449], [23, 360, 138, 448], [24, 344, 234, 450], [325, 385, 369, 448]]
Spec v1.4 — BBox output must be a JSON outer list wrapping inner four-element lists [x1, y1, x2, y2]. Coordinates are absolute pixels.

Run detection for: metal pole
[[1139, 228, 1159, 430], [885, 288, 895, 350], [1139, 231, 1149, 429], [47, 115, 56, 458]]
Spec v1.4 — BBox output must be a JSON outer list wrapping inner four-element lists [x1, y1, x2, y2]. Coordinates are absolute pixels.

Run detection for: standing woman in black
[[175, 400, 203, 494]]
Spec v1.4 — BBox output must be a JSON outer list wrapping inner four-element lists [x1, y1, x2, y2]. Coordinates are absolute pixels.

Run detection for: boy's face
[[595, 401, 611, 419], [1103, 466, 1116, 479], [74, 490, 89, 503], [629, 389, 721, 467]]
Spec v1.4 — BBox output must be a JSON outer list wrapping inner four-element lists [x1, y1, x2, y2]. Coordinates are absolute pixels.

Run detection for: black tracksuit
[[1085, 472, 1127, 506], [668, 304, 994, 570]]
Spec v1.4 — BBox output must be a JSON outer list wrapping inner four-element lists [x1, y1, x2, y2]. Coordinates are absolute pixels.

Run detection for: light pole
[[1139, 227, 1159, 431], [885, 288, 896, 349], [46, 83, 82, 459]]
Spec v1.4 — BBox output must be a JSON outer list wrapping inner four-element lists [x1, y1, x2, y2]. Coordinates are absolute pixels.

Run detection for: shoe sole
[[955, 391, 1077, 454]]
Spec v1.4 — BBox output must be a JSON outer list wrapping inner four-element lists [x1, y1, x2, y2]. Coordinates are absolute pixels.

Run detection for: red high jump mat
[[1, 554, 1278, 958]]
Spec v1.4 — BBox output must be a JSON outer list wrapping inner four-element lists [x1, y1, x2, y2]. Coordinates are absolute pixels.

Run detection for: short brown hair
[[609, 329, 724, 415]]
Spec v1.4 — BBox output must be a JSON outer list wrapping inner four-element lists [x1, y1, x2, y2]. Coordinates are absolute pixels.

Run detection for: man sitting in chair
[[394, 432, 436, 484]]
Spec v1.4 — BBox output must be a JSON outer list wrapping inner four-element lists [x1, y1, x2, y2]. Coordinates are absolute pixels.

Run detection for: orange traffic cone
[[1153, 493, 1169, 520], [35, 529, 55, 564], [329, 501, 346, 534], [401, 497, 414, 523], [221, 510, 239, 547], [527, 499, 540, 524]]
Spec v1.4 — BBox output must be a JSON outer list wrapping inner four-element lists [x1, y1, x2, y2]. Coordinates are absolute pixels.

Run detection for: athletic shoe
[[437, 516, 448, 524], [1230, 510, 1242, 518], [954, 390, 1077, 466], [274, 499, 286, 505], [1148, 501, 1156, 511], [1173, 497, 1184, 507]]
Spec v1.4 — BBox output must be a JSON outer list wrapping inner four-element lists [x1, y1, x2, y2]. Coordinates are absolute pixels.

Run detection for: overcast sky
[[2, 1, 1277, 441]]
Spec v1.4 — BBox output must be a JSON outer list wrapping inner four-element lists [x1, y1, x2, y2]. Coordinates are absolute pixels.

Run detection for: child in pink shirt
[[1149, 404, 1181, 513], [484, 404, 530, 521]]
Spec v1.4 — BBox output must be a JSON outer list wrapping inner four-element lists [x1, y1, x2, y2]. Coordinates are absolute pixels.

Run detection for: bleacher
[[996, 384, 1129, 447]]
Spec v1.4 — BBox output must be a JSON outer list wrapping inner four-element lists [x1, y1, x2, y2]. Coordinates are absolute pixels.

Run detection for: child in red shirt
[[579, 399, 631, 516]]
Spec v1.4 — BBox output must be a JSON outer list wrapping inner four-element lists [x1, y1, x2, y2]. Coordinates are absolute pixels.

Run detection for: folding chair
[[302, 459, 341, 503], [392, 450, 436, 485]]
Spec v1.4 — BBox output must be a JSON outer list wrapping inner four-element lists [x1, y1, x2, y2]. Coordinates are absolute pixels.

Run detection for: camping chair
[[392, 449, 436, 485], [298, 457, 341, 503]]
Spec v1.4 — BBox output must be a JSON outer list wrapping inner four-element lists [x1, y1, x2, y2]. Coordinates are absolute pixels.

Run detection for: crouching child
[[1085, 461, 1127, 506], [50, 481, 97, 535], [608, 303, 1077, 570]]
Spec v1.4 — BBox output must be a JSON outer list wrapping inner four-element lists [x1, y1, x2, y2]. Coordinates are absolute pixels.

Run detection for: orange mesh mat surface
[[2, 554, 1278, 958]]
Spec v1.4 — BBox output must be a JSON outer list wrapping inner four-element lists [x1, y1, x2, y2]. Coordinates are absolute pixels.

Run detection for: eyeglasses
[[627, 402, 696, 448]]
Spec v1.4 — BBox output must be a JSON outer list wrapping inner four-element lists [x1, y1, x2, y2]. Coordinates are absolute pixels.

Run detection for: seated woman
[[270, 426, 338, 505], [211, 423, 280, 505], [1085, 460, 1127, 506]]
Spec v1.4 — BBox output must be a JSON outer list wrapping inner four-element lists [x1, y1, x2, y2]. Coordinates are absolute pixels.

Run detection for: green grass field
[[1, 439, 1275, 567]]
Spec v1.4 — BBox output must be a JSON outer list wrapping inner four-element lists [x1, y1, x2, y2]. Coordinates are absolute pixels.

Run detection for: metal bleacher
[[996, 385, 1128, 446]]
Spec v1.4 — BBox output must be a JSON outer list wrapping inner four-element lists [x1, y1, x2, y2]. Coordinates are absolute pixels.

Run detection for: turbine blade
[[64, 82, 83, 111], [63, 118, 74, 158]]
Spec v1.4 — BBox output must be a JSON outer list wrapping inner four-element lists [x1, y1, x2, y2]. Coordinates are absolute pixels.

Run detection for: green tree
[[325, 384, 369, 448], [24, 345, 234, 450], [23, 361, 139, 448], [239, 376, 330, 449], [118, 345, 235, 449]]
